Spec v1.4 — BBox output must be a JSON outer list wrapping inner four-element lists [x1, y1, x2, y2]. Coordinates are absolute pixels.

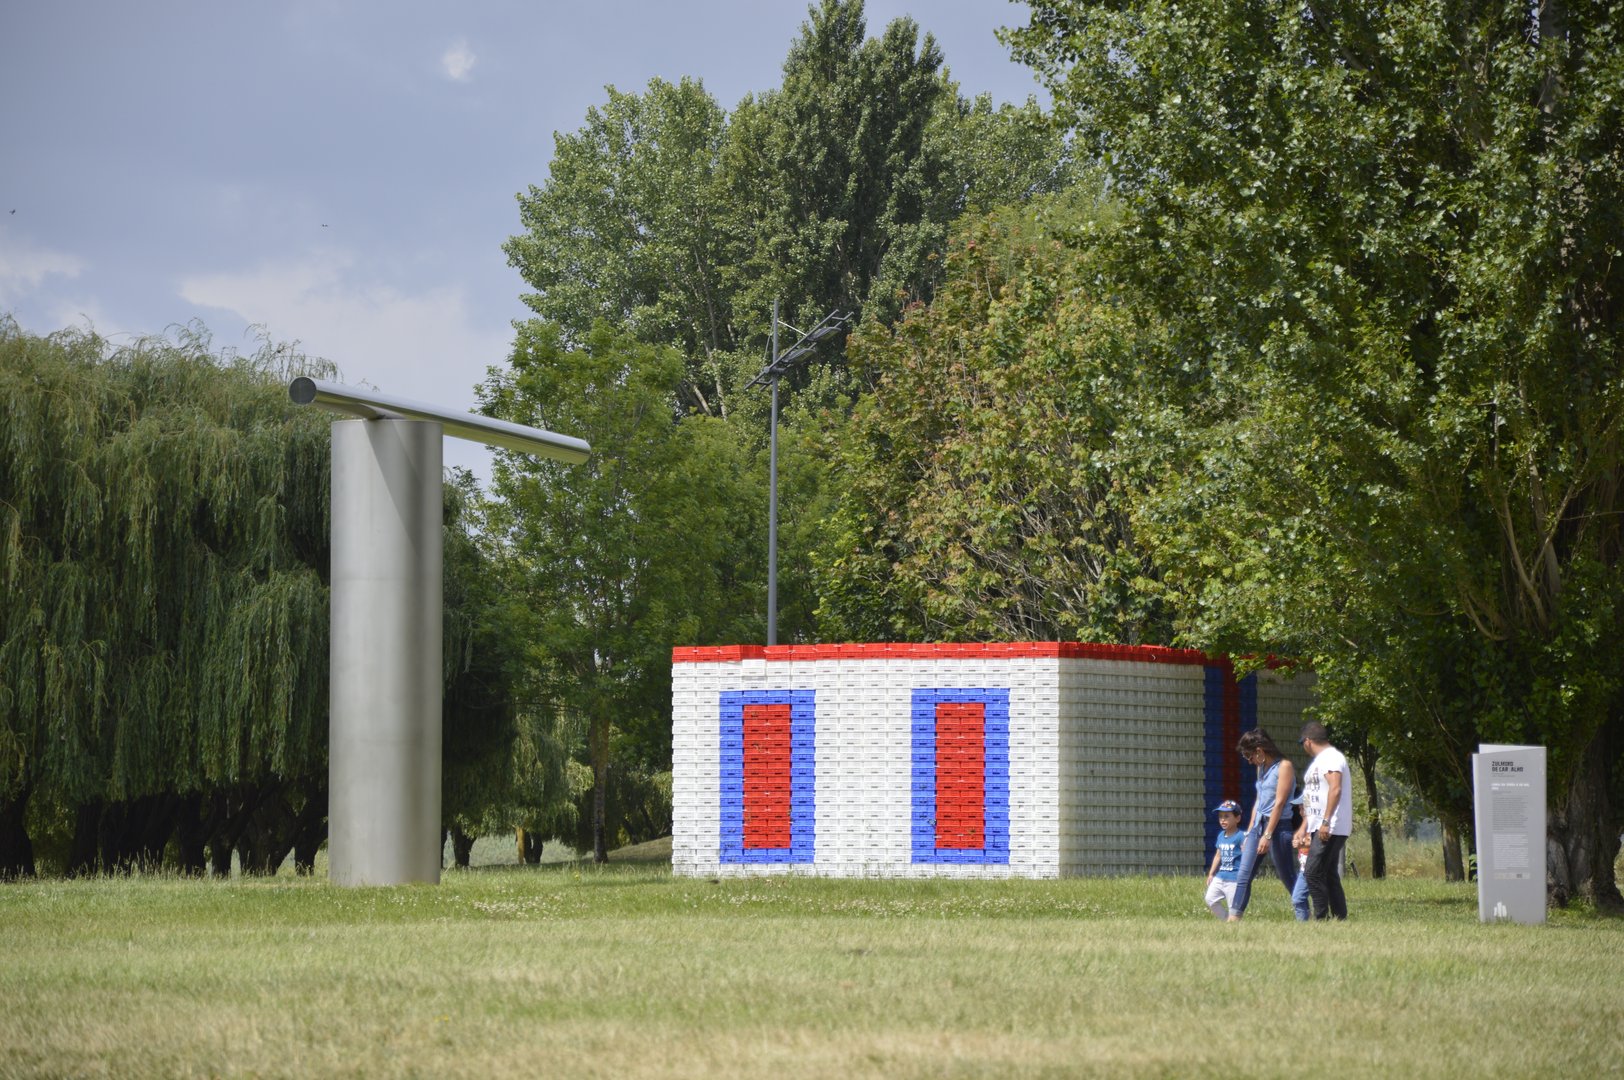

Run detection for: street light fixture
[[745, 302, 851, 646]]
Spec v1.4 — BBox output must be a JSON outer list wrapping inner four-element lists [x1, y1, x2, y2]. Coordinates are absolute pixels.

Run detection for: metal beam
[[289, 376, 590, 463]]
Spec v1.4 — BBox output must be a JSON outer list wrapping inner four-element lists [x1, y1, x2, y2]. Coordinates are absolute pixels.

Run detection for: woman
[[1225, 728, 1299, 921]]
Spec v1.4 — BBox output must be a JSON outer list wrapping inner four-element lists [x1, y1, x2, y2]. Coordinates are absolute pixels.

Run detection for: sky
[[0, 1, 1043, 481]]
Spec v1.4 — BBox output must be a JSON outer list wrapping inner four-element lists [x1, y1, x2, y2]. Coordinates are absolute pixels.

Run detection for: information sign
[[1471, 744, 1546, 925]]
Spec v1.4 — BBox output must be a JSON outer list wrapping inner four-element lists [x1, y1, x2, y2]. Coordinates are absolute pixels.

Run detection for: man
[[1296, 721, 1353, 920]]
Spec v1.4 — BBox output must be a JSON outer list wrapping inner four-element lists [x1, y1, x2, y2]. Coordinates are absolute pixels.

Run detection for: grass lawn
[[2, 846, 1620, 1079]]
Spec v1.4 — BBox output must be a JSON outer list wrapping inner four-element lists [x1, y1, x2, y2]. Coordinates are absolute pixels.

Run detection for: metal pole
[[768, 300, 779, 647], [327, 418, 444, 886], [289, 376, 588, 463]]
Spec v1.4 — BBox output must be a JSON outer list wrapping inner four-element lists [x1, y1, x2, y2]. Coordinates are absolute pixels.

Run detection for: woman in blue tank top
[[1226, 728, 1300, 920]]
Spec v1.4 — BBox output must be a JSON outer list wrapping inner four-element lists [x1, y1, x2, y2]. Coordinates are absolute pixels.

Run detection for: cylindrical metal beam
[[290, 376, 590, 463], [327, 419, 444, 886]]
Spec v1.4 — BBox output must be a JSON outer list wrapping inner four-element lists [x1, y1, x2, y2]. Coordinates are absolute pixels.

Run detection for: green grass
[[2, 858, 1620, 1079]]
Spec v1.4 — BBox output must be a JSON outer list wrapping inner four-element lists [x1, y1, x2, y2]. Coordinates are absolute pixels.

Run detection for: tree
[[0, 319, 555, 877], [440, 472, 580, 865], [505, 1, 1071, 422], [477, 321, 763, 860], [505, 76, 742, 417], [0, 319, 332, 877], [1009, 0, 1624, 906], [817, 189, 1173, 644]]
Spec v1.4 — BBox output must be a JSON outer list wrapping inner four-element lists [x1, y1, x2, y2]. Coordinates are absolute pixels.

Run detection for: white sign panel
[[1471, 744, 1546, 925]]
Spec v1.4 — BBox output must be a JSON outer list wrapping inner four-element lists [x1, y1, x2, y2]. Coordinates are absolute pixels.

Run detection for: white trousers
[[1205, 878, 1237, 920]]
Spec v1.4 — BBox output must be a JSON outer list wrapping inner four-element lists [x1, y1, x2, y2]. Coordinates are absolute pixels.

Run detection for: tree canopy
[[0, 320, 564, 877], [818, 189, 1173, 645], [1007, 0, 1624, 905], [477, 322, 764, 859], [505, 0, 1069, 422]]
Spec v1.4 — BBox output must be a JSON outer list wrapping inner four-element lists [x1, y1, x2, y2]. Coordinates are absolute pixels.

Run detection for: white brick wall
[[671, 645, 1315, 879]]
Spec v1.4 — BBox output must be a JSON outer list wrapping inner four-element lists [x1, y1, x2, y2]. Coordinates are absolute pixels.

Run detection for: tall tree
[[477, 321, 763, 860], [505, 1, 1069, 421], [0, 320, 555, 877], [505, 76, 741, 417], [1009, 0, 1624, 906], [0, 320, 332, 876], [440, 473, 578, 859], [818, 190, 1172, 644]]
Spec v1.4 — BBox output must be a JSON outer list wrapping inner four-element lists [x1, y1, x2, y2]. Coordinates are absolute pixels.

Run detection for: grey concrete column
[[328, 418, 443, 886]]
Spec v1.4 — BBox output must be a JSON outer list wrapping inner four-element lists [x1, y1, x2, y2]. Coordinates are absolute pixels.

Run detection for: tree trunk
[[515, 827, 543, 864], [209, 839, 234, 878], [449, 825, 475, 869], [591, 714, 610, 864], [1547, 724, 1624, 911], [0, 789, 36, 879], [240, 791, 298, 875], [67, 800, 103, 876], [124, 795, 177, 872], [207, 783, 271, 878], [1442, 820, 1466, 882], [292, 788, 327, 876], [1356, 743, 1386, 880], [173, 792, 207, 876]]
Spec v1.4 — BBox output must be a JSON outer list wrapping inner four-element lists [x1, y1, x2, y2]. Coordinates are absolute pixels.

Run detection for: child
[[1288, 793, 1310, 920], [1205, 800, 1245, 920]]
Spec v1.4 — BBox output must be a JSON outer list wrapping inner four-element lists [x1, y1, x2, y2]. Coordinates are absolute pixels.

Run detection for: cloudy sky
[[0, 1, 1041, 479]]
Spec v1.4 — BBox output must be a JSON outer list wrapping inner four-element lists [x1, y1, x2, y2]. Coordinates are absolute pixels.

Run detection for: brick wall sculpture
[[672, 643, 1316, 878]]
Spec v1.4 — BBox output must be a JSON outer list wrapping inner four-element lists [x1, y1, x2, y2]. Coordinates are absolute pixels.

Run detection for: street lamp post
[[745, 303, 849, 647]]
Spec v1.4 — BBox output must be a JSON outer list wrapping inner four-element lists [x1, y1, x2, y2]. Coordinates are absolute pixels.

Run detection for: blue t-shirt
[[1214, 828, 1244, 882]]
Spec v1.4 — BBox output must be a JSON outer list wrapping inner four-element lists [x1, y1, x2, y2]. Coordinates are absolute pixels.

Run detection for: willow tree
[[0, 320, 332, 876], [2, 319, 578, 877]]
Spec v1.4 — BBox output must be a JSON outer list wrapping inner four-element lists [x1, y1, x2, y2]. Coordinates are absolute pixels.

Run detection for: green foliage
[[440, 474, 577, 842], [505, 75, 740, 415], [494, 3, 1075, 837], [0, 319, 562, 875], [816, 189, 1172, 644], [505, 0, 1072, 423], [0, 319, 333, 811], [478, 321, 764, 855], [1008, 0, 1624, 899]]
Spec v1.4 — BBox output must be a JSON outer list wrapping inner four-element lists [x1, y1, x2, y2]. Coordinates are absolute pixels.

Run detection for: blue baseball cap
[[1212, 799, 1241, 815]]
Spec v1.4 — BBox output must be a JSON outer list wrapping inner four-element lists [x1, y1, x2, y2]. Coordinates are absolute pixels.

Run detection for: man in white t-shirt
[[1295, 721, 1353, 920]]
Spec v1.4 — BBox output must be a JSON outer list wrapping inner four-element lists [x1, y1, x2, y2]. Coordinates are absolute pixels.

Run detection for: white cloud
[[441, 39, 476, 82], [177, 251, 512, 482], [178, 250, 508, 401], [0, 233, 84, 307]]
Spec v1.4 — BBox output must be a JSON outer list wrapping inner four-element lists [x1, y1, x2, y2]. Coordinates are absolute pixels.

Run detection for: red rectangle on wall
[[743, 704, 793, 848], [935, 702, 985, 849]]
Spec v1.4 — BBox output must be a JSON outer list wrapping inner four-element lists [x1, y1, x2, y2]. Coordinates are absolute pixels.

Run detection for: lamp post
[[744, 304, 849, 646]]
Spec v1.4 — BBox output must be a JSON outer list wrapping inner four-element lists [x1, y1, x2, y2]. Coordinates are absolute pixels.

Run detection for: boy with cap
[[1204, 800, 1246, 920]]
